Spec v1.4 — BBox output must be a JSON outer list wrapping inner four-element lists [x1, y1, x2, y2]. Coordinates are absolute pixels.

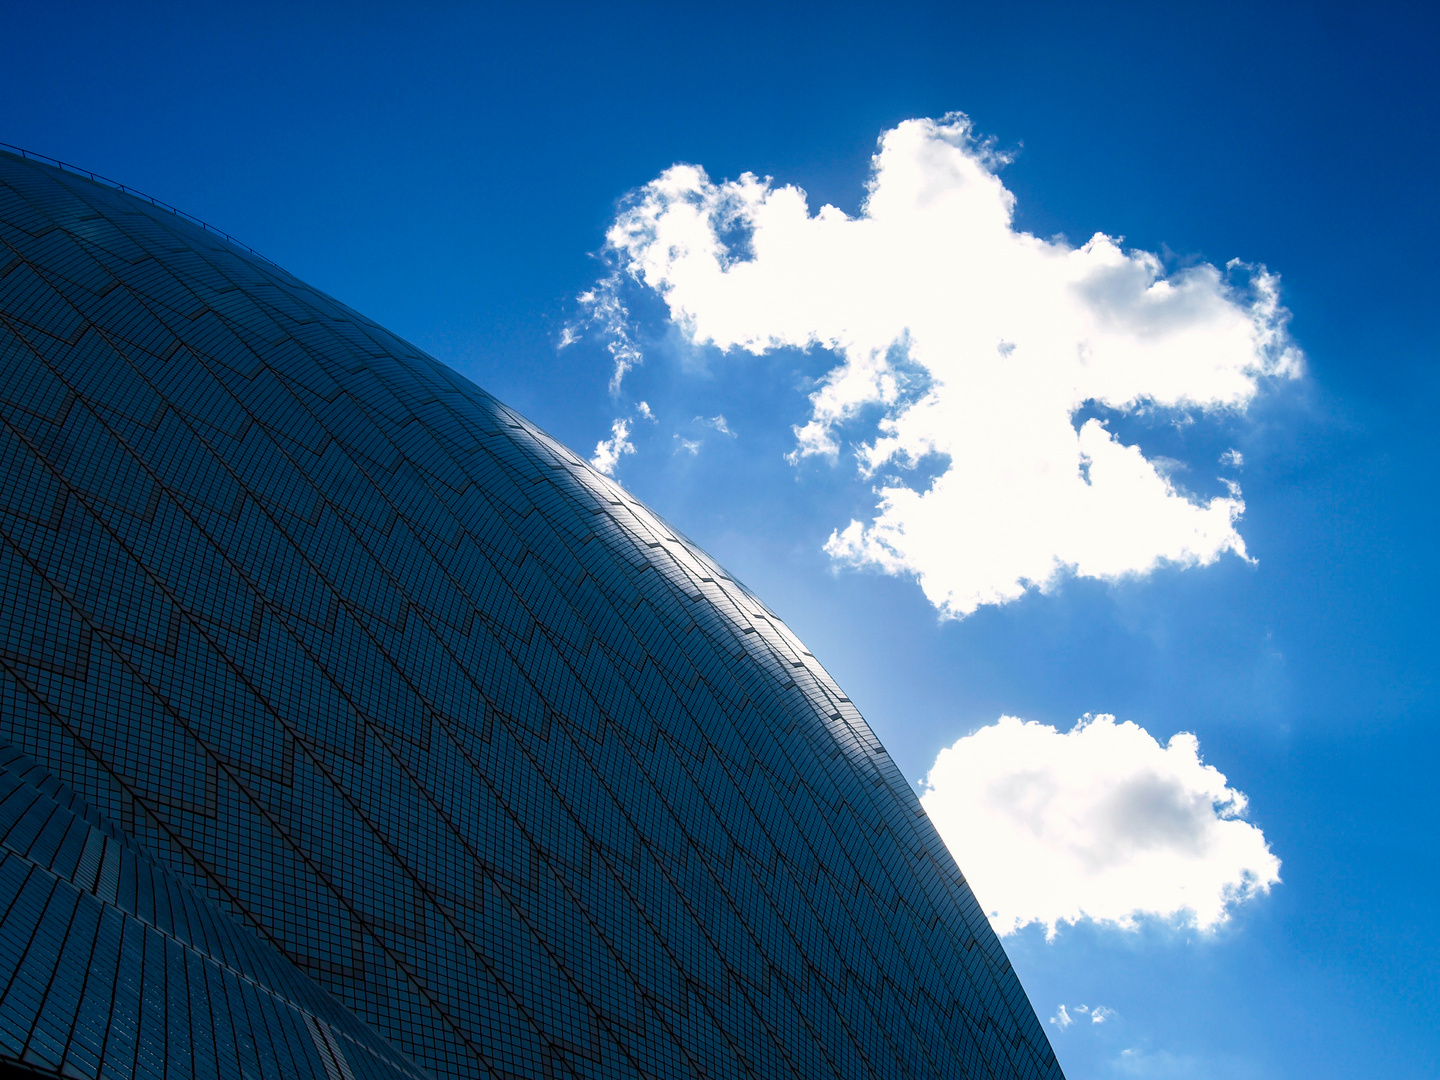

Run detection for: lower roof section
[[0, 744, 425, 1080]]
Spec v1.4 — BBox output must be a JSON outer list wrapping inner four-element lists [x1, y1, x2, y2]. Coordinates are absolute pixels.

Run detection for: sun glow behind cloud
[[595, 113, 1301, 616]]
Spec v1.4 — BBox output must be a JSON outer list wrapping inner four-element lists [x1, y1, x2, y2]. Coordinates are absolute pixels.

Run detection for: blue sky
[[4, 2, 1437, 1077]]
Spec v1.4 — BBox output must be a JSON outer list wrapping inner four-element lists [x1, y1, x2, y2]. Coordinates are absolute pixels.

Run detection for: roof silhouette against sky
[[0, 150, 1058, 1080]]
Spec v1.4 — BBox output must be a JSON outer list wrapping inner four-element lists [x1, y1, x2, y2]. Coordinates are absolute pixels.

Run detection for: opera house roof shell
[[0, 149, 1060, 1080]]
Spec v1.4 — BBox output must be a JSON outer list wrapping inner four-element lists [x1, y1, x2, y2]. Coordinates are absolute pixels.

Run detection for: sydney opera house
[[0, 149, 1060, 1080]]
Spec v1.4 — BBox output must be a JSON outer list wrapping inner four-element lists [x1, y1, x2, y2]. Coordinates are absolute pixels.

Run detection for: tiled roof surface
[[0, 151, 1060, 1080]]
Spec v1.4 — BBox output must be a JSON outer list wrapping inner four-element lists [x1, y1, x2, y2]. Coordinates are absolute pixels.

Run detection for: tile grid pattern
[[0, 743, 427, 1080], [0, 152, 1062, 1080]]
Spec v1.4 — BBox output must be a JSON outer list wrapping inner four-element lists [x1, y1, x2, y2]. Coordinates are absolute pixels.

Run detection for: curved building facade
[[0, 150, 1061, 1080]]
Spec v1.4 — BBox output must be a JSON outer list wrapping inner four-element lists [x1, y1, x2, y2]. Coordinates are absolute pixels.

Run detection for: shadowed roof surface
[[0, 150, 1060, 1080]]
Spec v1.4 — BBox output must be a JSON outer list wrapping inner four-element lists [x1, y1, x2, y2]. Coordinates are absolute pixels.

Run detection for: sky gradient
[[3, 3, 1437, 1078]]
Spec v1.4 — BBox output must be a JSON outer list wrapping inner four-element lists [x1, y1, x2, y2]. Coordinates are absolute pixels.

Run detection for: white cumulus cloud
[[1050, 1004, 1117, 1031], [920, 714, 1280, 937], [591, 403, 656, 476], [591, 418, 635, 476], [602, 113, 1301, 616]]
